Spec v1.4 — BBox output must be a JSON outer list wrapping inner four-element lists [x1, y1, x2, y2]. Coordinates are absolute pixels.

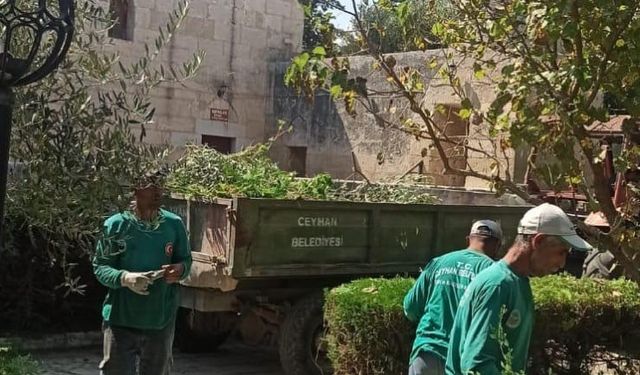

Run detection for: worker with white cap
[[446, 203, 592, 375], [404, 219, 504, 375]]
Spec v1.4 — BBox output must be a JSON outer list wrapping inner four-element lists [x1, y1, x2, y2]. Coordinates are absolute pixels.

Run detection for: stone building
[[106, 0, 304, 151]]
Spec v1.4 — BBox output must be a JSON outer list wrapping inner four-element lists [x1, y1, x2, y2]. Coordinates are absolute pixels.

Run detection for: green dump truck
[[165, 192, 530, 375]]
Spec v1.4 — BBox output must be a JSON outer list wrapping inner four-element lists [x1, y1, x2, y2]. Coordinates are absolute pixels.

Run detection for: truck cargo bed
[[165, 196, 530, 288]]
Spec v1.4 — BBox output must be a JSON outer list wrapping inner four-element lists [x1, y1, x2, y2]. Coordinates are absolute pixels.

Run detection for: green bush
[[324, 275, 640, 375], [530, 276, 640, 374], [324, 278, 415, 375], [0, 348, 40, 375]]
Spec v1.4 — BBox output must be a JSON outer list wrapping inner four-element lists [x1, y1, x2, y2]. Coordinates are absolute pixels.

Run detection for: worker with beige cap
[[445, 203, 592, 375]]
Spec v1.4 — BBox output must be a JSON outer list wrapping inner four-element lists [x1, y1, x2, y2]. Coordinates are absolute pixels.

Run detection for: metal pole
[[0, 86, 14, 241]]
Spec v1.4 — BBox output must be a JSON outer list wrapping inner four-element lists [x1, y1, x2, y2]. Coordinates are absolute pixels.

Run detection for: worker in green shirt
[[404, 220, 504, 375], [93, 169, 192, 375], [445, 203, 592, 375]]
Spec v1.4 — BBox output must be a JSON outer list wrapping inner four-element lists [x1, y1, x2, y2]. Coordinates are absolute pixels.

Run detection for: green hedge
[[0, 347, 40, 375], [324, 276, 640, 375]]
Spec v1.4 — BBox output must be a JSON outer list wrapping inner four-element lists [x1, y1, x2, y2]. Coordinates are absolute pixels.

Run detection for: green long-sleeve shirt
[[445, 260, 534, 375], [93, 209, 192, 330], [404, 249, 494, 364]]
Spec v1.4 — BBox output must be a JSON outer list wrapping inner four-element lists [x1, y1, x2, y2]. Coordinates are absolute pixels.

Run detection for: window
[[108, 0, 134, 41], [202, 135, 234, 154], [288, 146, 307, 177], [427, 103, 468, 187]]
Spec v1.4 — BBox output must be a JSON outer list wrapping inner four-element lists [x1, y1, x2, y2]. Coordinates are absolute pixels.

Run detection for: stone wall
[[268, 51, 528, 189]]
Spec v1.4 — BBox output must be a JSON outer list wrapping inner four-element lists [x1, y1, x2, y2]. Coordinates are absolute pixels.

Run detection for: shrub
[[0, 347, 40, 375], [324, 278, 415, 375], [530, 276, 640, 374], [324, 275, 640, 375]]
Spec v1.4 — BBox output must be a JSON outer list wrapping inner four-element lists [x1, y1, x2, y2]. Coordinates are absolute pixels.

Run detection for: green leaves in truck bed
[[167, 143, 437, 204]]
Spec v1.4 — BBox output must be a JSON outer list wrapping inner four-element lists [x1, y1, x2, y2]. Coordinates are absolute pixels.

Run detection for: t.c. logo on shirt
[[506, 309, 522, 329], [165, 242, 174, 257]]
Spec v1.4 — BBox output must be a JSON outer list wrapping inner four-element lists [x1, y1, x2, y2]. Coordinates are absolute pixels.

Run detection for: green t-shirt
[[403, 249, 495, 363], [93, 209, 192, 330], [445, 260, 534, 375]]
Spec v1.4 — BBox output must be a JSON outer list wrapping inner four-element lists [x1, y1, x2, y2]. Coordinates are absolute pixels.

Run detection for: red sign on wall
[[210, 108, 229, 122]]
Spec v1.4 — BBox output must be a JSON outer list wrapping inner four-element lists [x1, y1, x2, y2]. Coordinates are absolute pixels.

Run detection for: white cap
[[470, 220, 503, 240], [517, 203, 592, 251]]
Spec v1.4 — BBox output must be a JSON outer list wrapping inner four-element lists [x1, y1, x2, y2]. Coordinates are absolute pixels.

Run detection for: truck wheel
[[279, 294, 332, 375], [174, 308, 235, 353]]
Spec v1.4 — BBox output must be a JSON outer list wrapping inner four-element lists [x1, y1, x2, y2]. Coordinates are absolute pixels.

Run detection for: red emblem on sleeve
[[165, 242, 174, 257]]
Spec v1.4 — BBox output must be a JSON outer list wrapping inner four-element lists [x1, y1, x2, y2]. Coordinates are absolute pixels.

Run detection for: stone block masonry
[[104, 0, 304, 157]]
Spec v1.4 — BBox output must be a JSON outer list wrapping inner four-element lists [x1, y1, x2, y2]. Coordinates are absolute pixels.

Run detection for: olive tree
[[0, 0, 203, 328]]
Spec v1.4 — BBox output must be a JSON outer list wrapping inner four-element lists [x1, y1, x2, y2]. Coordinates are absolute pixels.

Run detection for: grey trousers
[[408, 351, 445, 375], [99, 321, 175, 375]]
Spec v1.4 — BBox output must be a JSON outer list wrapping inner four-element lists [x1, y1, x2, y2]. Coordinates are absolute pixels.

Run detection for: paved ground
[[34, 343, 284, 375]]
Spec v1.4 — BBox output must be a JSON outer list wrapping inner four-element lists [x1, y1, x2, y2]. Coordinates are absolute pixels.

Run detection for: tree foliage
[[340, 0, 457, 54], [0, 0, 203, 329], [287, 0, 640, 281], [299, 0, 343, 55]]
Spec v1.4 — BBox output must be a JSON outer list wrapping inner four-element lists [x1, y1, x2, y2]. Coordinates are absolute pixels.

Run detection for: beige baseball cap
[[517, 203, 592, 251], [470, 220, 503, 240]]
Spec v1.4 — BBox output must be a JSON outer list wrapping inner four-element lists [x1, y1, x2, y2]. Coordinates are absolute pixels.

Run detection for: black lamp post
[[0, 0, 74, 239]]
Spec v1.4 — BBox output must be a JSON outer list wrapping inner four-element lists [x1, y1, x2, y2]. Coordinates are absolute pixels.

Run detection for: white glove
[[120, 271, 152, 295]]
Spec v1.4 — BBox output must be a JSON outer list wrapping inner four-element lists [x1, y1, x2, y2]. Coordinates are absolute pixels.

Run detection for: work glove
[[120, 271, 152, 295], [162, 263, 185, 284]]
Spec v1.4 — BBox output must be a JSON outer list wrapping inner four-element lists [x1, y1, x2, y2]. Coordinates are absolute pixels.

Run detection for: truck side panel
[[231, 198, 529, 278]]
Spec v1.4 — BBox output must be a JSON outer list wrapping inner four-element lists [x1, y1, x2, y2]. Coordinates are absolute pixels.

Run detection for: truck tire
[[174, 308, 235, 353], [279, 294, 332, 375]]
